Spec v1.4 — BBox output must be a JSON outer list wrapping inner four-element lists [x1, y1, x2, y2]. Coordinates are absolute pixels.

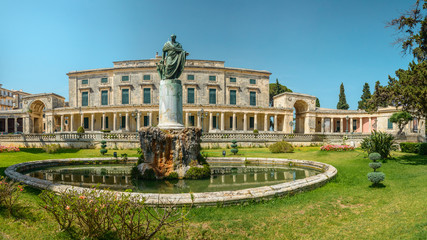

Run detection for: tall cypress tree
[[357, 83, 371, 110], [316, 98, 320, 107], [336, 83, 350, 110]]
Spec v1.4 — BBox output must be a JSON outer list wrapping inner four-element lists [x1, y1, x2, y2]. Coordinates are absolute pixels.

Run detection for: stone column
[[255, 113, 258, 130], [264, 114, 268, 131], [321, 117, 324, 133], [221, 112, 225, 131], [125, 112, 129, 131], [91, 114, 95, 131], [209, 112, 213, 131], [232, 113, 236, 131], [340, 118, 343, 133], [136, 111, 141, 130], [197, 114, 201, 128], [243, 113, 247, 131], [369, 117, 372, 132], [5, 118, 8, 133], [185, 112, 189, 127], [60, 115, 64, 132], [149, 112, 152, 126], [158, 79, 183, 129], [102, 113, 106, 131], [14, 117, 17, 133], [70, 114, 74, 132], [350, 118, 353, 132], [80, 114, 84, 128], [51, 115, 55, 133], [359, 117, 362, 132], [113, 113, 117, 131], [282, 115, 286, 132], [274, 115, 278, 132]]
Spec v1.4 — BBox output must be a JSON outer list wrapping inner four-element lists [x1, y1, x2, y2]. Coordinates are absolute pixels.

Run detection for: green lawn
[[0, 147, 426, 239]]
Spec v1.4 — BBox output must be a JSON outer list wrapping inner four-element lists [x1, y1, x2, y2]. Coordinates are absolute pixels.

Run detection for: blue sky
[[0, 0, 415, 109]]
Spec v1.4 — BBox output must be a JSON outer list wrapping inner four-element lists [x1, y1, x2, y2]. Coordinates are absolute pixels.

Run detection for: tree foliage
[[336, 83, 349, 110], [269, 78, 292, 106], [315, 98, 320, 107], [358, 83, 371, 110], [390, 111, 414, 135]]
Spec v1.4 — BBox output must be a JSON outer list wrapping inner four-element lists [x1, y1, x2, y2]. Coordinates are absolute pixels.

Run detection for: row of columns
[[0, 117, 22, 133], [318, 117, 373, 133]]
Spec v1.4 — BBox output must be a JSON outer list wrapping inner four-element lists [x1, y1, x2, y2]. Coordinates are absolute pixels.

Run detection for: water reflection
[[25, 163, 320, 193]]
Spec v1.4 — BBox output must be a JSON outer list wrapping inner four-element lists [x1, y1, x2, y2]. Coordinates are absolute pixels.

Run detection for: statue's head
[[171, 34, 177, 40]]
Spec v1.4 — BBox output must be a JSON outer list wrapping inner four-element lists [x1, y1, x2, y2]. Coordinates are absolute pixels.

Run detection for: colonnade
[[0, 117, 23, 133], [316, 116, 376, 133]]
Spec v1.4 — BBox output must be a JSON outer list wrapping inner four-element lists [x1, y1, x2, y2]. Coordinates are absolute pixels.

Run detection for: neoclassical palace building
[[0, 55, 424, 144]]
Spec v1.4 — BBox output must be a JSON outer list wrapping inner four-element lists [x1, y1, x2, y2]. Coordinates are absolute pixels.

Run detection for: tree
[[269, 78, 292, 106], [369, 1, 427, 121], [336, 83, 349, 110], [316, 98, 320, 107], [390, 111, 414, 135], [388, 0, 427, 62], [358, 83, 371, 110]]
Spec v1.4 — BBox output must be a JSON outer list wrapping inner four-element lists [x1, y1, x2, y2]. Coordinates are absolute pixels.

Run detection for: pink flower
[[65, 206, 70, 210], [79, 195, 86, 199]]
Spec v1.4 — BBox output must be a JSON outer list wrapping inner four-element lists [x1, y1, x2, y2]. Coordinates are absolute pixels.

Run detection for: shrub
[[369, 162, 382, 171], [100, 140, 108, 155], [0, 176, 24, 214], [253, 129, 259, 134], [360, 130, 395, 159], [165, 172, 179, 180], [320, 145, 354, 151], [0, 145, 20, 153], [141, 168, 156, 180], [419, 143, 427, 155], [368, 152, 381, 162], [400, 142, 420, 153], [39, 188, 192, 239], [268, 141, 294, 153], [77, 126, 85, 133], [185, 165, 211, 179], [42, 144, 61, 154], [230, 140, 238, 155], [367, 172, 385, 185]]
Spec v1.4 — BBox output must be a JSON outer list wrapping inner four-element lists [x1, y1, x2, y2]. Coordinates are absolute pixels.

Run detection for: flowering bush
[[39, 188, 192, 239], [0, 176, 24, 214], [0, 145, 20, 153], [320, 144, 354, 151]]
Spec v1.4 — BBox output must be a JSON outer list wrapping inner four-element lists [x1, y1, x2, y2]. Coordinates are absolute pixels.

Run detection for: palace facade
[[0, 55, 424, 140]]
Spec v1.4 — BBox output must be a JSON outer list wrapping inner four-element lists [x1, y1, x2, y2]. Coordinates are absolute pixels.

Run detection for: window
[[101, 90, 108, 105], [249, 117, 254, 129], [229, 116, 233, 129], [83, 117, 89, 129], [230, 77, 236, 83], [353, 119, 357, 131], [143, 116, 149, 127], [143, 75, 151, 80], [122, 76, 129, 81], [189, 115, 195, 126], [122, 89, 129, 104], [82, 92, 89, 106], [143, 88, 151, 104], [121, 116, 126, 129], [209, 89, 216, 104], [230, 90, 236, 105], [209, 76, 216, 81], [101, 78, 108, 83], [250, 91, 256, 106], [387, 119, 393, 129], [82, 79, 88, 85], [250, 79, 256, 84], [187, 75, 194, 80], [187, 88, 195, 104]]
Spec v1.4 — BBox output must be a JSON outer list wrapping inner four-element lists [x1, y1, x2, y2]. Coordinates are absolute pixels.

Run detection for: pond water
[[25, 163, 321, 193]]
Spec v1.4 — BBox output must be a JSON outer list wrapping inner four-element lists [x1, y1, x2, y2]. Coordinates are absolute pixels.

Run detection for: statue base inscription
[[158, 79, 184, 129]]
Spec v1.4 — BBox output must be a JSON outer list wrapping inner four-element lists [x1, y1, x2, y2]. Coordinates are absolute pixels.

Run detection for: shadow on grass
[[369, 183, 386, 188], [395, 154, 427, 165], [20, 148, 81, 154]]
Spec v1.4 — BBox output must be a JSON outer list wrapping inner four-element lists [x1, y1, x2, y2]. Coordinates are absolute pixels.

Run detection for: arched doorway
[[29, 100, 45, 133], [293, 100, 308, 133]]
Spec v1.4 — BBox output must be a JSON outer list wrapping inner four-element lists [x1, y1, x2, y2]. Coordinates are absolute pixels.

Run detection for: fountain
[[137, 34, 204, 179]]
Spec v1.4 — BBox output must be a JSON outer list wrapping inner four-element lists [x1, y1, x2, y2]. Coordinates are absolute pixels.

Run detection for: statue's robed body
[[158, 35, 187, 80]]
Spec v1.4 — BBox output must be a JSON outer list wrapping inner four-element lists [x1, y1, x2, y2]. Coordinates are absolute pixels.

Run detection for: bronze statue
[[157, 34, 189, 80]]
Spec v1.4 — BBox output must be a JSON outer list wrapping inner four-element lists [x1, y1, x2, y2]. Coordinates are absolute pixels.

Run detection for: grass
[[0, 147, 426, 239]]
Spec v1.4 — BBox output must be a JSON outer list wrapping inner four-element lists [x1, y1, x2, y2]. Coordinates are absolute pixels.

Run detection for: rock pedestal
[[157, 79, 184, 129], [139, 127, 202, 178]]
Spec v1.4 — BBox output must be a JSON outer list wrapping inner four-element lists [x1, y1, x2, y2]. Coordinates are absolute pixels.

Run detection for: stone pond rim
[[5, 157, 338, 206]]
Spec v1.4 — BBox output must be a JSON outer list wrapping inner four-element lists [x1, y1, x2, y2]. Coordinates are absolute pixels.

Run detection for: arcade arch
[[293, 100, 308, 133], [29, 100, 45, 133]]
